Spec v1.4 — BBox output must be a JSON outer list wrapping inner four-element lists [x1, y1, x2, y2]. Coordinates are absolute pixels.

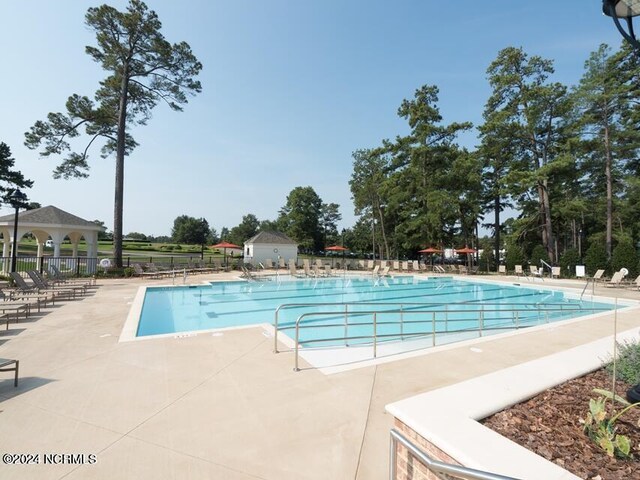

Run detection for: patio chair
[[371, 265, 380, 276], [626, 275, 640, 291], [498, 265, 507, 275], [48, 264, 96, 287], [132, 263, 162, 279], [377, 266, 391, 277], [0, 287, 50, 311], [358, 260, 366, 270], [367, 260, 375, 270], [529, 265, 543, 277], [32, 270, 87, 295], [0, 298, 30, 329], [264, 259, 274, 269], [0, 358, 19, 387], [551, 267, 561, 279], [25, 271, 81, 300], [412, 260, 420, 271], [590, 269, 606, 283], [401, 261, 409, 272], [324, 265, 335, 277], [514, 265, 523, 275], [392, 260, 400, 271], [288, 261, 305, 278], [604, 270, 624, 288]]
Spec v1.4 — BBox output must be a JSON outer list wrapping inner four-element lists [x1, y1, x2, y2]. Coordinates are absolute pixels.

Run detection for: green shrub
[[173, 244, 182, 251], [504, 244, 525, 271], [611, 239, 638, 279], [584, 242, 608, 276], [559, 248, 580, 277], [479, 248, 496, 273], [529, 245, 549, 266], [605, 340, 640, 385]]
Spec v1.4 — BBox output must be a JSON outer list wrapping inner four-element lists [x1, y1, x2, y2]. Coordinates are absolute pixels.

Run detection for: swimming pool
[[135, 276, 614, 347]]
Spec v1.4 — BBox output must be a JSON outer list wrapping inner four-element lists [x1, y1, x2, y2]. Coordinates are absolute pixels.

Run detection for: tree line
[[349, 42, 640, 277]]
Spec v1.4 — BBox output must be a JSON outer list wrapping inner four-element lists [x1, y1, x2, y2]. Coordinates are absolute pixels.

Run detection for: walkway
[[0, 274, 638, 479]]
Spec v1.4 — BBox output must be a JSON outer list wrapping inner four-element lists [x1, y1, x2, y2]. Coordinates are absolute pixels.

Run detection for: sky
[[0, 1, 625, 237]]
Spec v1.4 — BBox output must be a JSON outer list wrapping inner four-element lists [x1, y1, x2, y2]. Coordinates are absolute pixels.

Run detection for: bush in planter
[[559, 248, 580, 277], [611, 239, 638, 279], [584, 242, 608, 276]]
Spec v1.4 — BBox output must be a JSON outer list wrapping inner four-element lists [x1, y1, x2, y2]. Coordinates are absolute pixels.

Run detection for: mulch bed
[[482, 369, 640, 480]]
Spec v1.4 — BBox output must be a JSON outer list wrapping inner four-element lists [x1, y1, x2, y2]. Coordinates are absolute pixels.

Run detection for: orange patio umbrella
[[418, 247, 443, 254], [210, 241, 241, 269], [325, 245, 349, 268], [455, 246, 477, 269]]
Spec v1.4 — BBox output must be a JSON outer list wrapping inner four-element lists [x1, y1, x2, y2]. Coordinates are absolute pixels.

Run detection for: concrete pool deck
[[0, 273, 639, 479]]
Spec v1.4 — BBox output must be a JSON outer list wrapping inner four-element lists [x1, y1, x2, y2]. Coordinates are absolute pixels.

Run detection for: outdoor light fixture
[[603, 0, 640, 50]]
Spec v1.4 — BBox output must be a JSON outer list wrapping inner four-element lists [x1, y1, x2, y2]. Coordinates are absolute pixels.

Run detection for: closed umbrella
[[210, 241, 241, 270]]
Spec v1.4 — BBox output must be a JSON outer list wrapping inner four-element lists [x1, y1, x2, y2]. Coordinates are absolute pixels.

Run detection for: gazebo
[[0, 205, 104, 273]]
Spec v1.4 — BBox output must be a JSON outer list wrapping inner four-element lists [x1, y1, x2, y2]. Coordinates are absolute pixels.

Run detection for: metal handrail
[[291, 305, 609, 371], [272, 300, 602, 353], [389, 429, 520, 480]]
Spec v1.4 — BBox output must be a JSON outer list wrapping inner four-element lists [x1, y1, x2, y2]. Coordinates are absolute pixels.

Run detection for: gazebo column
[[1, 229, 10, 274], [85, 232, 98, 274], [33, 233, 47, 272]]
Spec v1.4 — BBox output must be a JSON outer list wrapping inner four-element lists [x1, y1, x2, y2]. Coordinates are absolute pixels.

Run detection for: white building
[[243, 231, 297, 267]]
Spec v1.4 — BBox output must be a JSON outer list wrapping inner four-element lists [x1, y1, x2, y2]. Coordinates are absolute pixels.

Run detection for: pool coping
[[384, 323, 640, 479]]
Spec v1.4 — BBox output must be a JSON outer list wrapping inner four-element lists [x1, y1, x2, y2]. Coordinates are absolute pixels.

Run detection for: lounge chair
[[264, 259, 274, 269], [377, 266, 391, 277], [303, 263, 316, 277], [0, 358, 19, 387], [392, 261, 400, 271], [514, 265, 523, 275], [278, 258, 286, 269], [10, 272, 66, 302], [626, 275, 640, 291], [551, 266, 561, 278], [412, 260, 420, 271], [29, 270, 87, 296], [434, 265, 446, 274], [530, 265, 542, 277], [590, 269, 606, 283], [132, 263, 162, 279], [0, 298, 30, 329], [498, 265, 506, 275], [371, 265, 380, 276], [604, 271, 624, 288], [288, 262, 305, 278], [0, 287, 50, 311], [401, 261, 409, 272], [48, 264, 96, 287], [324, 265, 335, 277]]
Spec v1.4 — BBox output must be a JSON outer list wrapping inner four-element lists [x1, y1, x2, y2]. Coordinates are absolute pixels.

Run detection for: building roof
[[0, 205, 103, 230], [245, 231, 297, 245]]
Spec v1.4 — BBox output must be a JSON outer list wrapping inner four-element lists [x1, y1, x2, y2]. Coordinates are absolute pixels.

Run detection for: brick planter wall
[[392, 418, 462, 480]]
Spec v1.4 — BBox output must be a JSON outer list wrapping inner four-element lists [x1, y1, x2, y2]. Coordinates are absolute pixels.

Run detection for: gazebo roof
[[245, 231, 297, 245], [0, 205, 103, 230]]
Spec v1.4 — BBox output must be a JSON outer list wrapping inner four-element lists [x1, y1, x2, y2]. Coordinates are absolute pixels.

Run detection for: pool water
[[137, 276, 613, 345]]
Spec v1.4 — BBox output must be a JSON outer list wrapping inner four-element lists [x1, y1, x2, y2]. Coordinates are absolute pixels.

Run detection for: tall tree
[[0, 142, 33, 205], [484, 47, 570, 262], [228, 214, 260, 245], [572, 43, 640, 259], [320, 202, 342, 246], [350, 148, 391, 258], [24, 0, 202, 267], [171, 215, 211, 246], [278, 186, 324, 252]]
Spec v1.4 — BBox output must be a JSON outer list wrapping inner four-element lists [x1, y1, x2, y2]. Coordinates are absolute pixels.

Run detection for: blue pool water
[[137, 276, 614, 346]]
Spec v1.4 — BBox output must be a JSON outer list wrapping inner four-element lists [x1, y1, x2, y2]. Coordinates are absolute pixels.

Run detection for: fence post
[[373, 312, 377, 358], [76, 257, 81, 276]]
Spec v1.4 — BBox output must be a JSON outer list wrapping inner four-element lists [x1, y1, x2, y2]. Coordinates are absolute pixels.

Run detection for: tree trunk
[[113, 70, 129, 268], [604, 125, 613, 260], [494, 195, 500, 265], [541, 179, 554, 262], [376, 202, 390, 260]]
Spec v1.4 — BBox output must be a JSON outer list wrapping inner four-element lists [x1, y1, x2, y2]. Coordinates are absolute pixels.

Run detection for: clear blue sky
[[0, 1, 623, 237]]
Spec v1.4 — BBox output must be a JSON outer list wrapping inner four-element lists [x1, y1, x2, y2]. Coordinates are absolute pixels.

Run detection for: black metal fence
[[0, 256, 99, 276]]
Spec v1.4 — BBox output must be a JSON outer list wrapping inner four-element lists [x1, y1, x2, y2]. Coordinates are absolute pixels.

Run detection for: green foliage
[[529, 245, 548, 266], [582, 396, 634, 458], [605, 340, 640, 385], [504, 243, 525, 271], [584, 242, 608, 276], [24, 0, 202, 267], [479, 248, 496, 273], [559, 248, 581, 277], [228, 214, 260, 245], [278, 186, 324, 251], [611, 239, 638, 279], [0, 142, 34, 206], [171, 215, 211, 246]]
